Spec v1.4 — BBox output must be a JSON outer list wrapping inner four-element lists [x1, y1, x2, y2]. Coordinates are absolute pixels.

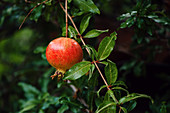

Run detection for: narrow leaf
[[97, 85, 107, 97], [120, 106, 128, 113], [101, 93, 117, 113], [98, 36, 115, 61], [88, 64, 95, 80], [112, 87, 129, 95], [64, 61, 91, 80], [104, 91, 111, 102], [85, 45, 98, 60], [80, 13, 92, 34], [119, 93, 153, 104], [18, 82, 40, 99], [88, 70, 99, 88], [73, 0, 100, 14], [57, 104, 69, 113], [105, 60, 118, 85], [19, 104, 36, 113], [84, 29, 109, 38], [112, 81, 128, 89], [107, 90, 118, 103], [68, 26, 78, 39], [126, 100, 137, 112], [95, 101, 116, 113]]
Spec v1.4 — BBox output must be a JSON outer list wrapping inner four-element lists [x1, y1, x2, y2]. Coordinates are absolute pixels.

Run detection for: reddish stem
[[65, 0, 68, 38], [19, 0, 48, 29]]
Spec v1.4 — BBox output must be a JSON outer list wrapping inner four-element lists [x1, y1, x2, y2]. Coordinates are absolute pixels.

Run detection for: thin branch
[[93, 61, 110, 90], [25, 0, 35, 4], [59, 1, 113, 92], [65, 0, 68, 37], [59, 1, 90, 55], [119, 107, 122, 113], [67, 80, 89, 112], [19, 0, 48, 29]]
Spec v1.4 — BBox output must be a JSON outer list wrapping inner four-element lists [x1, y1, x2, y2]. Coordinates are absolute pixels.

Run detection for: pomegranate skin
[[46, 37, 83, 73]]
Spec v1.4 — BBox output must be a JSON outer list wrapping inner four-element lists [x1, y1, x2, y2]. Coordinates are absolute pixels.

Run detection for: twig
[[19, 0, 48, 29], [93, 61, 110, 90], [25, 0, 35, 4], [67, 80, 89, 112], [59, 1, 90, 55], [119, 107, 122, 113], [65, 0, 68, 37], [59, 1, 112, 91]]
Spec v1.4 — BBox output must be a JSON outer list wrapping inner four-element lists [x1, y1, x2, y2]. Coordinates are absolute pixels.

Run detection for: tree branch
[[59, 1, 112, 92]]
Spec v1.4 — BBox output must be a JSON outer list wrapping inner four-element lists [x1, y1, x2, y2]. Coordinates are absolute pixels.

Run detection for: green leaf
[[88, 91, 95, 111], [64, 61, 91, 80], [19, 104, 36, 113], [112, 87, 129, 95], [85, 45, 98, 60], [19, 99, 39, 113], [160, 102, 167, 113], [112, 81, 128, 89], [119, 93, 153, 104], [45, 0, 52, 5], [38, 109, 44, 113], [120, 17, 135, 28], [18, 82, 40, 99], [95, 101, 116, 113], [73, 0, 100, 14], [29, 4, 43, 22], [99, 61, 108, 65], [80, 13, 92, 34], [68, 0, 72, 3], [57, 104, 69, 113], [104, 91, 111, 102], [39, 67, 55, 93], [97, 85, 107, 97], [120, 106, 127, 113], [0, 16, 5, 26], [88, 70, 99, 88], [95, 97, 103, 108], [68, 26, 78, 39], [84, 29, 109, 38], [71, 7, 84, 17], [98, 36, 115, 61], [103, 92, 117, 113], [126, 100, 137, 112], [34, 46, 46, 54], [120, 60, 137, 71], [110, 32, 117, 40], [105, 60, 118, 85], [88, 64, 95, 80], [107, 90, 118, 103]]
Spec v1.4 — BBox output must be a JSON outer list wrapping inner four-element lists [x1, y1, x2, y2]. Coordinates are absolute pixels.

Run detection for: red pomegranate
[[46, 37, 83, 79]]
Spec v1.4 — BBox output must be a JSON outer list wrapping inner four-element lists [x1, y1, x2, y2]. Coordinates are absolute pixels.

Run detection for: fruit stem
[[51, 70, 64, 80], [65, 0, 68, 38], [59, 1, 90, 55]]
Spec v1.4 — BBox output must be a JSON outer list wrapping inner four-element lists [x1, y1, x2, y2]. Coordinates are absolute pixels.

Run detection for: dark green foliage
[[0, 0, 169, 113], [118, 0, 170, 78]]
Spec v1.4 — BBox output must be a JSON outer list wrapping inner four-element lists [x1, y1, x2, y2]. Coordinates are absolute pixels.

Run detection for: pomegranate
[[46, 37, 83, 79]]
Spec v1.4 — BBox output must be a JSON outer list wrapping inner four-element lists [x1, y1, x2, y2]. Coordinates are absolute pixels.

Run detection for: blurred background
[[0, 0, 170, 112]]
